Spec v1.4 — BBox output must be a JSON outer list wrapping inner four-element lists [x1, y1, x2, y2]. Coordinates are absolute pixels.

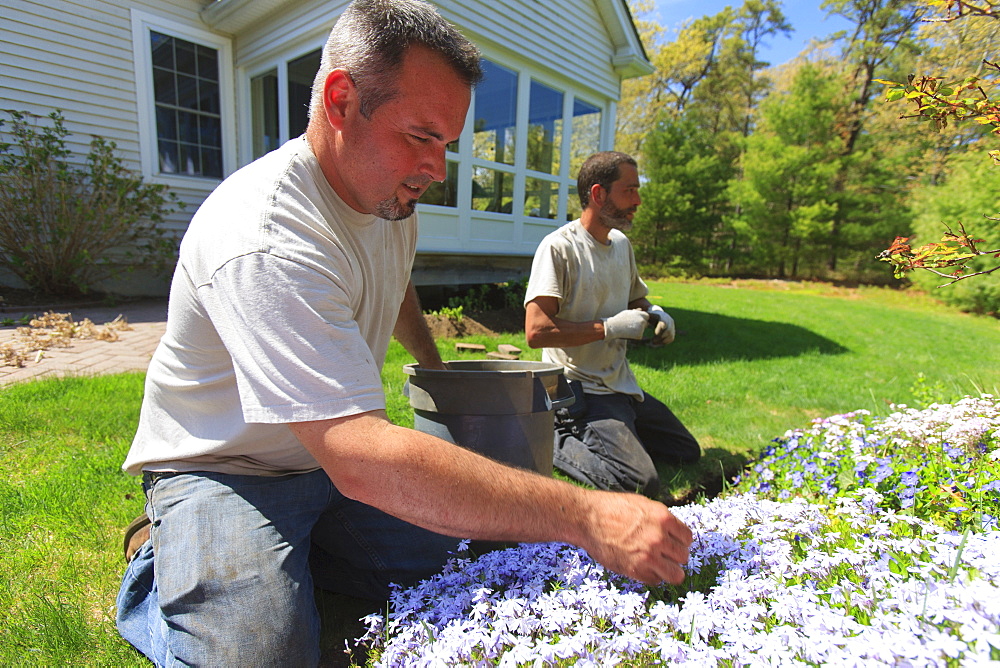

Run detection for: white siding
[[0, 0, 224, 236], [439, 0, 621, 100], [229, 0, 622, 104], [1, 0, 645, 290]]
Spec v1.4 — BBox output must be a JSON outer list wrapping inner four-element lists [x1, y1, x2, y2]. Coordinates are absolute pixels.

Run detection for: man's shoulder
[[542, 220, 584, 248]]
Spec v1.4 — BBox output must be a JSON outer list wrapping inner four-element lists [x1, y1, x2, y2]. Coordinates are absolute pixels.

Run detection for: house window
[[567, 100, 602, 220], [250, 70, 279, 158], [150, 31, 223, 178], [422, 160, 459, 207], [464, 58, 605, 226], [131, 10, 233, 183], [527, 80, 563, 175], [473, 60, 517, 166], [249, 49, 321, 160]]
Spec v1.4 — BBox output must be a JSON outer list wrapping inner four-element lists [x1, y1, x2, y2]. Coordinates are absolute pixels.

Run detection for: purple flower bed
[[356, 396, 1000, 666]]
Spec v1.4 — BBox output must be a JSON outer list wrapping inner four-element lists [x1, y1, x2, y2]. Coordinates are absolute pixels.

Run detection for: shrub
[[0, 110, 180, 296]]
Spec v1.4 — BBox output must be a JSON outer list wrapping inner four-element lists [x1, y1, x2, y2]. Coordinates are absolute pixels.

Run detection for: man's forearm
[[393, 281, 445, 369], [290, 412, 692, 585]]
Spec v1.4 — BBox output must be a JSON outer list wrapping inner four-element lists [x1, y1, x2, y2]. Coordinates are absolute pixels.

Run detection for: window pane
[[158, 139, 178, 174], [472, 167, 514, 213], [150, 32, 173, 69], [199, 115, 221, 149], [150, 31, 223, 178], [178, 110, 199, 144], [473, 60, 517, 165], [525, 177, 559, 219], [155, 107, 176, 140], [570, 99, 601, 177], [527, 80, 563, 175], [176, 73, 198, 110], [421, 160, 459, 208], [566, 192, 582, 221], [288, 50, 321, 139], [178, 142, 200, 175], [197, 44, 219, 83], [201, 147, 223, 178], [251, 70, 280, 159], [174, 39, 197, 76], [198, 79, 220, 114], [152, 67, 175, 105]]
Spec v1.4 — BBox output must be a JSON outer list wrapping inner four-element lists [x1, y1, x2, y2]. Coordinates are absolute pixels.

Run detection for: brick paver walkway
[[0, 299, 167, 386]]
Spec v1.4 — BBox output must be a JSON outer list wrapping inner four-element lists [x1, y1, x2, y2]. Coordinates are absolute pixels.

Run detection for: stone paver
[[0, 299, 168, 387]]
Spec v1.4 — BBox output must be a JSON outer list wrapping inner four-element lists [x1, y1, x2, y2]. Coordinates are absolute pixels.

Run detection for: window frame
[[240, 37, 327, 163], [460, 56, 609, 228], [130, 9, 237, 186]]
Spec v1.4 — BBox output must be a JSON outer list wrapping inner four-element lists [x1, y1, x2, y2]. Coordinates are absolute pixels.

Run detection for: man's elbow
[[525, 326, 545, 349]]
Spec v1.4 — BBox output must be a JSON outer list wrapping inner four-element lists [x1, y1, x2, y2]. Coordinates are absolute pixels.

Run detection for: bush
[[0, 110, 180, 296]]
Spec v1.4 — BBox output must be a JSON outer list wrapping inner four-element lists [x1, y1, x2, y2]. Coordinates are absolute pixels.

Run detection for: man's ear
[[589, 183, 606, 209], [322, 69, 355, 131]]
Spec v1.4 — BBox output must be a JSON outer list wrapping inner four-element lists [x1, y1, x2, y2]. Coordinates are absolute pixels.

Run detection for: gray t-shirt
[[524, 220, 647, 399], [123, 137, 417, 476]]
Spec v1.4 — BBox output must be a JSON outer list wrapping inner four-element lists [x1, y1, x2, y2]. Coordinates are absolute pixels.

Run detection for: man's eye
[[410, 134, 429, 143]]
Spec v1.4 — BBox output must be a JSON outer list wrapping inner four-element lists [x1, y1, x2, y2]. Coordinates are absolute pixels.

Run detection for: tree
[[822, 0, 927, 271], [728, 63, 845, 277], [631, 118, 732, 274], [875, 2, 1000, 293]]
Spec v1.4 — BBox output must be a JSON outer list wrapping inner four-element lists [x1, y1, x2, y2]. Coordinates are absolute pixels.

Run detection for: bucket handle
[[534, 374, 576, 411]]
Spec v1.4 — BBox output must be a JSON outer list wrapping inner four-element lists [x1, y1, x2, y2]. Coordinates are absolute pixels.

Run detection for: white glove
[[648, 304, 675, 346], [602, 308, 650, 340]]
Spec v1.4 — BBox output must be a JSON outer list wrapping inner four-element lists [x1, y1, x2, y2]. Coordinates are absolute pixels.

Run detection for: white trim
[[238, 34, 328, 167], [130, 8, 237, 187]]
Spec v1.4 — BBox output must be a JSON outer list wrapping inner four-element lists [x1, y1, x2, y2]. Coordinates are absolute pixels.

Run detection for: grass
[[1, 280, 998, 664]]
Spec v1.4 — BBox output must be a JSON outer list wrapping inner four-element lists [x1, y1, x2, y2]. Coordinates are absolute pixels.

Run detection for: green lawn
[[1, 280, 998, 664]]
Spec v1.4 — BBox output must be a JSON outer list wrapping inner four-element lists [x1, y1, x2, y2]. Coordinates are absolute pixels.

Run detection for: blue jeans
[[115, 469, 460, 666], [553, 388, 700, 497]]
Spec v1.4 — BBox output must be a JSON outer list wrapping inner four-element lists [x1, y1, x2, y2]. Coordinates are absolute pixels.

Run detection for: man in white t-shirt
[[115, 3, 693, 664], [524, 151, 701, 498]]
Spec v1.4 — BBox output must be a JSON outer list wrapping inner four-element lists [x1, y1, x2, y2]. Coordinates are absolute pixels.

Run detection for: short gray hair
[[309, 0, 482, 120]]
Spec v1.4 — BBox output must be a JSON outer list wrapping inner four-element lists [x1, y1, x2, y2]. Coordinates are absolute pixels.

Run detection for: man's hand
[[602, 308, 650, 341], [648, 305, 675, 346], [581, 492, 692, 585]]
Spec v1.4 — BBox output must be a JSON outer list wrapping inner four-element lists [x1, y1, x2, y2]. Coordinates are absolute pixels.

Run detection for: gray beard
[[603, 215, 633, 232], [375, 196, 417, 221], [599, 200, 635, 232]]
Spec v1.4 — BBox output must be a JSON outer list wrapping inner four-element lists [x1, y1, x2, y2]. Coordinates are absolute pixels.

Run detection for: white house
[[1, 0, 651, 294]]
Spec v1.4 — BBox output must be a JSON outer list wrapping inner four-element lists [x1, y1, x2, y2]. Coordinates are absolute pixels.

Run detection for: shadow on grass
[[631, 308, 847, 369], [657, 447, 749, 507]]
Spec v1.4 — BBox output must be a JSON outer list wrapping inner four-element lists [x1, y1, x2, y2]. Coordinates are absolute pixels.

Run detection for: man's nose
[[424, 147, 447, 183]]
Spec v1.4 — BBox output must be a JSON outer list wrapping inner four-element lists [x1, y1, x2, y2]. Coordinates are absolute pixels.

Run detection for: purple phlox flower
[[872, 458, 894, 485]]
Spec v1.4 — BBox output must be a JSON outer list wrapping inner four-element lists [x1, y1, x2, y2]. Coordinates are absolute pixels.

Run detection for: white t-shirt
[[123, 137, 417, 476], [524, 220, 648, 399]]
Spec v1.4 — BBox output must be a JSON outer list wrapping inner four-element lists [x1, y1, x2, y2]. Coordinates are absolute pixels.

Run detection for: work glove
[[602, 308, 650, 340], [648, 304, 675, 346]]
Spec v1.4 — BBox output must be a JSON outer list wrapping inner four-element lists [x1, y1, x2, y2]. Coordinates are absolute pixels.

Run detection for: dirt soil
[[423, 307, 525, 338]]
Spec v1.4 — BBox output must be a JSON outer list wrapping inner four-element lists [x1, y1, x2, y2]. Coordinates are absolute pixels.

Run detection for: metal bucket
[[403, 360, 574, 475]]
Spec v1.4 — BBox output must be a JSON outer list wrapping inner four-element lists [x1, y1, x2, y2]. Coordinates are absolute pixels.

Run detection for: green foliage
[[633, 118, 733, 272], [0, 110, 180, 297], [427, 305, 464, 323], [2, 281, 998, 663], [735, 395, 1000, 532], [444, 278, 528, 313], [905, 151, 1000, 312], [728, 63, 845, 277]]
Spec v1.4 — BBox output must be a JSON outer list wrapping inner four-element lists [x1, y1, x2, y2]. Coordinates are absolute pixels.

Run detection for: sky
[[649, 0, 855, 67]]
